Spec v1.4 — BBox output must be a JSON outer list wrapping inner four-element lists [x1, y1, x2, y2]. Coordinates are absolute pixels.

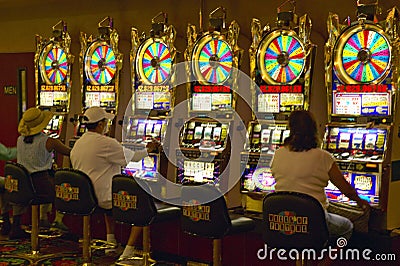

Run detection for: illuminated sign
[[259, 85, 303, 93], [40, 85, 67, 92], [193, 85, 231, 93], [137, 85, 169, 92], [86, 85, 115, 92], [335, 84, 389, 93]]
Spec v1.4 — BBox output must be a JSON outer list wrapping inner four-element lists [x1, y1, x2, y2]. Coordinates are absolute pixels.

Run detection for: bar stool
[[181, 185, 256, 266], [262, 191, 329, 265], [54, 168, 117, 265], [4, 161, 60, 260], [112, 174, 180, 266]]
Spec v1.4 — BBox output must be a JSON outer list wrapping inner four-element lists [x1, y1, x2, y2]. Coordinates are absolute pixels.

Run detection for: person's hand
[[146, 139, 161, 153]]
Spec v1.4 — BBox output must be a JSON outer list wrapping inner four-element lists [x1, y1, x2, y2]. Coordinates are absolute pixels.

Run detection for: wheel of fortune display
[[136, 38, 172, 85], [192, 35, 233, 85], [84, 41, 117, 85], [257, 30, 306, 85], [333, 23, 391, 84], [39, 44, 68, 85]]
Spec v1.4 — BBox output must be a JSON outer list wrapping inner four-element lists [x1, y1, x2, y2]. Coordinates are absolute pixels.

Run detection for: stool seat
[[262, 191, 329, 251], [54, 168, 117, 264], [112, 174, 180, 265], [181, 185, 255, 266], [4, 161, 60, 260], [154, 203, 180, 223], [229, 215, 256, 235]]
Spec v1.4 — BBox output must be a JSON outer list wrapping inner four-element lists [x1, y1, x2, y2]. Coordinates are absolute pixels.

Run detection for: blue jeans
[[325, 210, 353, 240]]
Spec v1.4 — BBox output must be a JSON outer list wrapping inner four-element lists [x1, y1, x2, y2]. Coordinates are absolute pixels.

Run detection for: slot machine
[[35, 20, 74, 165], [69, 16, 122, 147], [79, 16, 122, 137], [121, 12, 177, 182], [176, 7, 242, 187], [241, 1, 316, 213], [323, 1, 400, 231]]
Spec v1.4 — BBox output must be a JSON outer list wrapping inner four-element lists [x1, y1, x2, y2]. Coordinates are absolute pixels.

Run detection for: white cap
[[83, 106, 115, 124]]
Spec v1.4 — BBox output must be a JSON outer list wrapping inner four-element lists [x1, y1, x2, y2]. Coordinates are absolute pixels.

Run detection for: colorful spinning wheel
[[192, 35, 233, 84], [334, 23, 391, 84], [257, 30, 305, 84], [136, 38, 172, 84], [39, 44, 69, 85], [84, 41, 116, 85]]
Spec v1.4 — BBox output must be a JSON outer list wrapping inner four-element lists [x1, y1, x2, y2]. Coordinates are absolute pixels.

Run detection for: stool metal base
[[115, 252, 156, 266]]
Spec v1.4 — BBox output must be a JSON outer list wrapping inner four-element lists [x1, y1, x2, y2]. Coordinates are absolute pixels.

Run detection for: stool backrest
[[263, 191, 329, 250], [112, 174, 157, 227], [4, 161, 35, 205], [181, 185, 231, 239], [54, 168, 98, 216]]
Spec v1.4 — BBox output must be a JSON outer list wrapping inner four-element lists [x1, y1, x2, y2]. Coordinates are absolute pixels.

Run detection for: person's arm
[[46, 138, 71, 156], [329, 162, 369, 210], [0, 143, 17, 160]]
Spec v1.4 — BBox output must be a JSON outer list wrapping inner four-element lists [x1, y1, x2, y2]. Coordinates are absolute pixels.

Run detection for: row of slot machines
[[240, 1, 400, 233], [34, 2, 400, 233]]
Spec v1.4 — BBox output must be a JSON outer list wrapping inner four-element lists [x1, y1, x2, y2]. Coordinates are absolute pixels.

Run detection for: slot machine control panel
[[240, 122, 288, 195], [121, 117, 167, 181], [176, 118, 231, 185], [323, 125, 389, 207]]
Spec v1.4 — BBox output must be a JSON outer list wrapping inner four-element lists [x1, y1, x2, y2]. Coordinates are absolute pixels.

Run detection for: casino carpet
[[0, 237, 180, 265]]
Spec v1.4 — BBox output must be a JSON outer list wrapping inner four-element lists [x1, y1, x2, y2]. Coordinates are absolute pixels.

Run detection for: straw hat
[[18, 107, 53, 136]]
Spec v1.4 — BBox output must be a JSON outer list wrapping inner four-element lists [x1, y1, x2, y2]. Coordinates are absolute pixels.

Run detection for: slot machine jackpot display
[[176, 7, 242, 186], [122, 12, 177, 180], [324, 2, 400, 231], [79, 16, 122, 136], [35, 20, 74, 140], [241, 2, 315, 213]]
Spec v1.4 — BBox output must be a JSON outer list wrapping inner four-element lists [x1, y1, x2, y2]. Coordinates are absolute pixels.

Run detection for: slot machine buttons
[[340, 152, 350, 159]]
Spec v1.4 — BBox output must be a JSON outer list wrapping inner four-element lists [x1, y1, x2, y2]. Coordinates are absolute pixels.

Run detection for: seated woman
[[271, 110, 369, 240], [2, 107, 71, 239]]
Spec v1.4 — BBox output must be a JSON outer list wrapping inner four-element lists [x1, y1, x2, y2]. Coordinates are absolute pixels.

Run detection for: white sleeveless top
[[17, 132, 53, 173]]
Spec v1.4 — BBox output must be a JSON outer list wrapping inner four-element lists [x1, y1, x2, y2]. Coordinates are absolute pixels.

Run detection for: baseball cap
[[83, 106, 115, 124]]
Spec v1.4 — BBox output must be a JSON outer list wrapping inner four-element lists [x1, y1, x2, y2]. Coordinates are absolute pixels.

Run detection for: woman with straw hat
[[2, 107, 71, 239]]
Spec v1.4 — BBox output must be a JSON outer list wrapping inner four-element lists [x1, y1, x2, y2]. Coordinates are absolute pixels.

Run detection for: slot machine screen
[[135, 85, 171, 111], [85, 91, 116, 109], [332, 85, 391, 116], [122, 155, 158, 179], [325, 172, 380, 206], [183, 160, 215, 183], [241, 166, 276, 193], [247, 123, 288, 151], [181, 120, 229, 147], [325, 127, 387, 154], [44, 115, 64, 137], [191, 85, 233, 112], [126, 118, 166, 141], [257, 85, 304, 114], [39, 86, 68, 109]]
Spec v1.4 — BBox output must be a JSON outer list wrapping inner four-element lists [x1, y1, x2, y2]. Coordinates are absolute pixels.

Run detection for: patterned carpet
[[0, 238, 180, 265], [0, 238, 119, 265]]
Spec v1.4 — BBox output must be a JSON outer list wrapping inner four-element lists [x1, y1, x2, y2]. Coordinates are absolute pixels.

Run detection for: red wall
[[0, 53, 35, 175]]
